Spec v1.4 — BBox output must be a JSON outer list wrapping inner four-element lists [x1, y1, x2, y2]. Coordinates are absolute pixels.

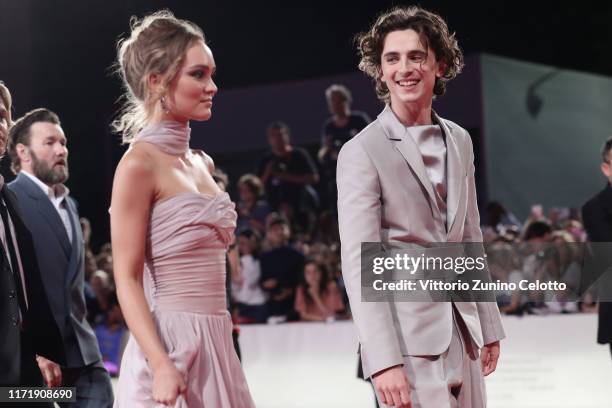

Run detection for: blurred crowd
[[482, 202, 597, 315]]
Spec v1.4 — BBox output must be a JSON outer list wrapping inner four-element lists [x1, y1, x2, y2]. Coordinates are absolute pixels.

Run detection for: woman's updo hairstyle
[[112, 10, 205, 143]]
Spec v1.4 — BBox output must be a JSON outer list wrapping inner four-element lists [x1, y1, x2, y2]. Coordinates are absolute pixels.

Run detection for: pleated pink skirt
[[114, 310, 255, 408]]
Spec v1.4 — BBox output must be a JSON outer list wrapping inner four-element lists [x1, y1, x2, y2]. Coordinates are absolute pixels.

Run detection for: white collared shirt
[[21, 170, 73, 243]]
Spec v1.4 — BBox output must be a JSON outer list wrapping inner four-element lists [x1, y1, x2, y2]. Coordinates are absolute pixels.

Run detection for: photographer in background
[[258, 121, 319, 234], [318, 85, 370, 212]]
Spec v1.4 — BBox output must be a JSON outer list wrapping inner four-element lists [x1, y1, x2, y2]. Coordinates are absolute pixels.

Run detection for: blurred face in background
[[267, 126, 289, 154], [327, 91, 349, 117], [90, 271, 111, 297], [266, 222, 289, 247], [238, 235, 256, 256], [238, 182, 256, 203], [304, 263, 322, 286]]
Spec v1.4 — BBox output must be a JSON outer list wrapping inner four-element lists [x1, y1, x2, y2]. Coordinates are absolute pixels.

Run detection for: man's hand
[[481, 340, 500, 376], [36, 356, 62, 388], [372, 365, 411, 407]]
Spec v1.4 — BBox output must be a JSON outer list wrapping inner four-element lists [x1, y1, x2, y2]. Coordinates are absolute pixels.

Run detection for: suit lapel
[[435, 113, 464, 236], [379, 105, 439, 214], [16, 173, 71, 258]]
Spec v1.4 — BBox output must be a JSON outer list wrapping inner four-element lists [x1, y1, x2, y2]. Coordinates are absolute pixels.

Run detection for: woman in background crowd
[[295, 259, 345, 321]]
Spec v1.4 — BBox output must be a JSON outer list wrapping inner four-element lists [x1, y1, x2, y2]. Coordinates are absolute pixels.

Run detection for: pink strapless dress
[[114, 192, 255, 407]]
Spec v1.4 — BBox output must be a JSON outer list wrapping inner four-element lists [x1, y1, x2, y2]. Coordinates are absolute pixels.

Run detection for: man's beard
[[31, 151, 69, 185]]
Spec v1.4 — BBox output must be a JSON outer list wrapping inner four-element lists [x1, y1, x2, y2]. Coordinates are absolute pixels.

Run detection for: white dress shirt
[[21, 170, 73, 243], [231, 255, 267, 305]]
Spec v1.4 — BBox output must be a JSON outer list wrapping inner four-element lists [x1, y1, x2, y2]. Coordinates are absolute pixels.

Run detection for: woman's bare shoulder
[[115, 143, 157, 180], [191, 148, 215, 173]]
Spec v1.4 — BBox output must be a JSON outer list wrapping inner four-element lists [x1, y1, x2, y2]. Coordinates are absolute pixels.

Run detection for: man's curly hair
[[355, 6, 464, 102]]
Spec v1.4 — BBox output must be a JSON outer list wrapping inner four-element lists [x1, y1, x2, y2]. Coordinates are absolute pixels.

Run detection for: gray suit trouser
[[376, 306, 486, 408]]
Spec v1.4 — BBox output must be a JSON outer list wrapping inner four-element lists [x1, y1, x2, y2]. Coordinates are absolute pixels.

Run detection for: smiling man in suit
[[337, 7, 505, 408], [8, 108, 113, 407]]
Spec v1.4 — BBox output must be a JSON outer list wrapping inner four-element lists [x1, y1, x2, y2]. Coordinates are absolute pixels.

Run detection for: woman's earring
[[160, 96, 170, 115]]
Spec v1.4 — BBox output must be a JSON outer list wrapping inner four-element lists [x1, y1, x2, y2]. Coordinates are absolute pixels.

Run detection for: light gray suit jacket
[[337, 105, 505, 378], [9, 172, 101, 368]]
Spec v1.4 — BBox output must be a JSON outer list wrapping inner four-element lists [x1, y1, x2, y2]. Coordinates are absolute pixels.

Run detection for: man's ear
[[15, 143, 30, 163], [436, 61, 446, 78], [601, 162, 610, 179]]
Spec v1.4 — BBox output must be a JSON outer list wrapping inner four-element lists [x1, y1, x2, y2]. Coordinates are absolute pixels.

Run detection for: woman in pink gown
[[110, 11, 255, 407]]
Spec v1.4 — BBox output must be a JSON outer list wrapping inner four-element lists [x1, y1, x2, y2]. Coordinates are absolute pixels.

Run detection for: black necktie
[[0, 200, 28, 315]]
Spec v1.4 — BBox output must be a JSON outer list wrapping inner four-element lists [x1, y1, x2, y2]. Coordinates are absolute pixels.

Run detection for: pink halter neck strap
[[134, 121, 191, 155]]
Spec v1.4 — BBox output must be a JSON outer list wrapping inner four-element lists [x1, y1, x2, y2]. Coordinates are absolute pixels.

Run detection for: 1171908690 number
[[0, 387, 76, 402]]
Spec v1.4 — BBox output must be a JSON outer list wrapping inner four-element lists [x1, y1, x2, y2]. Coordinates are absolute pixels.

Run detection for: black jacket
[[582, 183, 612, 344], [9, 173, 101, 368], [0, 185, 66, 385]]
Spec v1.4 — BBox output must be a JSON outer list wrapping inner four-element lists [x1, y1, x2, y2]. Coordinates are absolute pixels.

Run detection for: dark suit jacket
[[582, 183, 612, 344], [8, 173, 101, 367], [0, 184, 66, 385]]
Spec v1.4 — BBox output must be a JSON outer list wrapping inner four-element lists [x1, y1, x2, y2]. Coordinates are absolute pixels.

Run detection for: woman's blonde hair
[[112, 10, 205, 143]]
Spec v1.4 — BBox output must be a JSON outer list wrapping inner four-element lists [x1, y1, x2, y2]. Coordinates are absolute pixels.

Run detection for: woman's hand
[[152, 360, 187, 406]]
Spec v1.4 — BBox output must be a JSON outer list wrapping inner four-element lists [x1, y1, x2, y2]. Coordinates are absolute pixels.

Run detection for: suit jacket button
[[11, 316, 18, 326]]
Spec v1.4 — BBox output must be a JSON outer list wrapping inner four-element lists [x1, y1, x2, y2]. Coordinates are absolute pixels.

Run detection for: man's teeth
[[398, 79, 419, 86]]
